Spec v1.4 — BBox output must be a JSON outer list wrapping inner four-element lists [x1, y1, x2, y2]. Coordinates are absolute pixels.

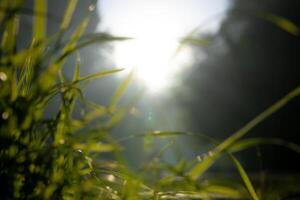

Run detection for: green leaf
[[174, 26, 209, 57], [200, 185, 243, 199], [76, 68, 124, 83], [57, 33, 131, 61], [73, 53, 81, 81], [228, 137, 300, 154], [109, 70, 134, 113], [73, 143, 114, 152], [146, 131, 192, 137], [0, 0, 9, 24], [38, 17, 89, 92], [188, 86, 300, 180], [230, 155, 259, 200], [261, 13, 300, 36], [60, 0, 78, 31], [33, 0, 47, 41], [180, 37, 210, 47], [1, 6, 19, 53]]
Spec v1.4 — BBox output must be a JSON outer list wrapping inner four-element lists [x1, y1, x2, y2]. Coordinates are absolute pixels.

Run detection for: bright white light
[[113, 33, 191, 93], [98, 0, 228, 93]]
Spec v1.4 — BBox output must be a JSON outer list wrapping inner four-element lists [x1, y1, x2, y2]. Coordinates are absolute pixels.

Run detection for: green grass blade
[[64, 17, 90, 52], [73, 53, 81, 81], [0, 0, 9, 24], [38, 17, 89, 92], [76, 68, 124, 83], [109, 70, 134, 113], [260, 13, 300, 36], [33, 0, 47, 42], [11, 68, 18, 101], [228, 137, 300, 154], [200, 185, 244, 199], [188, 86, 300, 180], [180, 37, 210, 47], [230, 155, 259, 200], [174, 26, 198, 56], [147, 131, 192, 137], [57, 34, 131, 62], [60, 0, 78, 31], [73, 143, 114, 153], [1, 4, 19, 54]]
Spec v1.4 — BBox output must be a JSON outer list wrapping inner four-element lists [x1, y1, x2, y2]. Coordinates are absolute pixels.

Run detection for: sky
[[94, 0, 231, 165], [97, 0, 230, 94]]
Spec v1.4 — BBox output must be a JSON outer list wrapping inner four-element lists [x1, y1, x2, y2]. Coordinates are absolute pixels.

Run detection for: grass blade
[[147, 131, 192, 137], [0, 0, 9, 24], [109, 70, 134, 113], [33, 0, 46, 42], [228, 137, 300, 154], [260, 13, 300, 36], [230, 155, 259, 200], [38, 17, 89, 92], [73, 52, 81, 81], [1, 3, 19, 54], [180, 37, 210, 47], [76, 68, 124, 83], [58, 34, 131, 61], [60, 0, 78, 31], [188, 86, 300, 180]]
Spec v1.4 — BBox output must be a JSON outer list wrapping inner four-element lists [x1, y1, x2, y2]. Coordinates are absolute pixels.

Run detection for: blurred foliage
[[1, 0, 300, 199], [177, 0, 300, 173]]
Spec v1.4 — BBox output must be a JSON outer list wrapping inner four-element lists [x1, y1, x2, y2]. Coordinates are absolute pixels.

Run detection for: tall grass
[[0, 1, 300, 199]]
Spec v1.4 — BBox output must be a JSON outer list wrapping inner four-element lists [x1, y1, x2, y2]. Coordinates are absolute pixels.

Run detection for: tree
[[178, 0, 300, 171]]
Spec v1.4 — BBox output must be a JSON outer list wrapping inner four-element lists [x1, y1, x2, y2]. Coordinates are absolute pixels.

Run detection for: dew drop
[[106, 174, 116, 182], [88, 4, 96, 12], [2, 111, 9, 120], [196, 155, 202, 162], [0, 72, 7, 81]]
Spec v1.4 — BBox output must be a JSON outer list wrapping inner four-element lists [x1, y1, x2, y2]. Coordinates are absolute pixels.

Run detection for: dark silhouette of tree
[[178, 0, 300, 171]]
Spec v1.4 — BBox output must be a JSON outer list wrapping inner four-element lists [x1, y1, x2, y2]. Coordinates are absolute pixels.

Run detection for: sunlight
[[98, 0, 229, 93], [113, 32, 190, 93], [110, 8, 192, 93]]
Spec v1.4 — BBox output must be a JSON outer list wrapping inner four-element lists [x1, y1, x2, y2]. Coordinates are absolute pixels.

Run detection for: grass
[[0, 0, 300, 199]]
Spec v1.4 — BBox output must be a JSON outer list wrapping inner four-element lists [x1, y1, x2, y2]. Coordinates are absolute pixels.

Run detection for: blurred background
[[20, 0, 300, 173]]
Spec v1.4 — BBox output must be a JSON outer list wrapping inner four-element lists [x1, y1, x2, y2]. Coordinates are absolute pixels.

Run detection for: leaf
[[188, 86, 300, 180], [261, 13, 300, 36], [109, 70, 134, 113], [73, 142, 114, 152], [0, 0, 9, 24], [174, 26, 209, 57], [60, 0, 78, 31], [180, 37, 210, 47], [64, 17, 90, 53], [38, 17, 89, 92], [200, 185, 243, 198], [75, 68, 124, 83], [228, 138, 300, 154], [73, 53, 81, 81], [147, 131, 192, 137], [1, 5, 19, 53], [57, 33, 131, 61], [230, 155, 259, 200], [33, 0, 47, 41], [105, 106, 128, 129]]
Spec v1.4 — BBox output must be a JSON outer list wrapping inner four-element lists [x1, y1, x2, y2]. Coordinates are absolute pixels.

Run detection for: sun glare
[[114, 33, 190, 93], [112, 15, 191, 93], [98, 0, 229, 93]]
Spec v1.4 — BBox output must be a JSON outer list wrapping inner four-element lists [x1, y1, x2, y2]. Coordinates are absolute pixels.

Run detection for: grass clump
[[1, 0, 300, 199]]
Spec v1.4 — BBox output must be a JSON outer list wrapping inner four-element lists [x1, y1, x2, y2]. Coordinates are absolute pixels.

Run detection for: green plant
[[1, 1, 300, 199], [0, 0, 129, 199]]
